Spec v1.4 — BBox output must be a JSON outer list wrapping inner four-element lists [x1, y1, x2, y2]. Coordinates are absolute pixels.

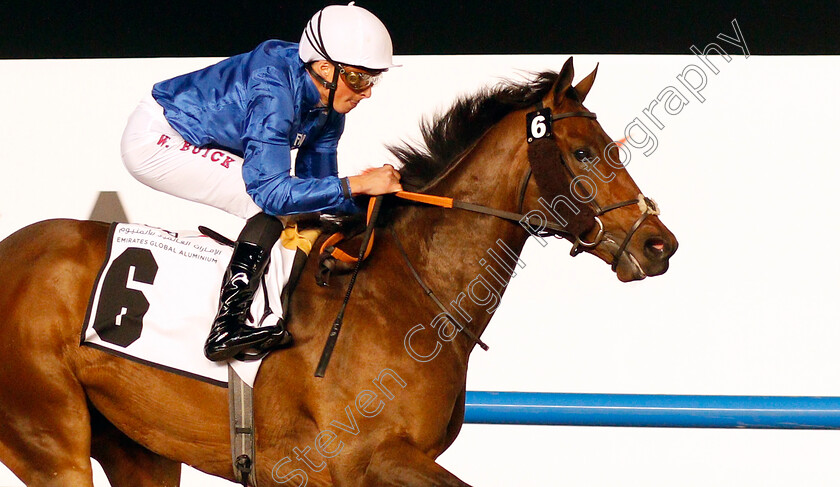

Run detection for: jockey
[[120, 3, 402, 362]]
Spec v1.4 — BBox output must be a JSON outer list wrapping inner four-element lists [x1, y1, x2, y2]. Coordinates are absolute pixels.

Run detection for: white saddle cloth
[[82, 223, 297, 387]]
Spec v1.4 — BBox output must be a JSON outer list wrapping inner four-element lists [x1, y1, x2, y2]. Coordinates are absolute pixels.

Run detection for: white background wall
[[0, 50, 838, 485]]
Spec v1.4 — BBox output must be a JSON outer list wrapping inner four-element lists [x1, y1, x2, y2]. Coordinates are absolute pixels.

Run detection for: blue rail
[[463, 391, 840, 429]]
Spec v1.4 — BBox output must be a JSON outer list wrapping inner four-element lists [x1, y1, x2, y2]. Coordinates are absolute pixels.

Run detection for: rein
[[314, 195, 488, 377], [315, 196, 384, 378], [391, 105, 660, 270], [315, 105, 662, 376]]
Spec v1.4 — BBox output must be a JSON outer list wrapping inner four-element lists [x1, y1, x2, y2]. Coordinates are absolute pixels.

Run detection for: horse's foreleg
[[91, 407, 181, 487], [350, 438, 471, 487]]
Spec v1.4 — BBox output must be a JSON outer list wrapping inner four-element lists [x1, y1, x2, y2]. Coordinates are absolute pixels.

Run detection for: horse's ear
[[573, 63, 598, 102], [551, 57, 575, 105]]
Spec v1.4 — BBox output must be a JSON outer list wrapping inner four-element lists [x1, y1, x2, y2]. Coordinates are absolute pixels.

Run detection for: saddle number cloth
[[81, 223, 297, 388]]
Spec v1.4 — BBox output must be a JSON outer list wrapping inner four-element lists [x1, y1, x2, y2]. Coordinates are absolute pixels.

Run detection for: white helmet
[[299, 3, 399, 70]]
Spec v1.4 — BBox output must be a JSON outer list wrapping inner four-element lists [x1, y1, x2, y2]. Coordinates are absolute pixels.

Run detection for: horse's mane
[[391, 70, 562, 190]]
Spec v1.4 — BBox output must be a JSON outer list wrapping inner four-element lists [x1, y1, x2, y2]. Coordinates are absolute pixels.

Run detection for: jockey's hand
[[348, 164, 403, 196]]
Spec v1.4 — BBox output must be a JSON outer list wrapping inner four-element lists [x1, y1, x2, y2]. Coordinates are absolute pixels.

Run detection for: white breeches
[[120, 93, 262, 219]]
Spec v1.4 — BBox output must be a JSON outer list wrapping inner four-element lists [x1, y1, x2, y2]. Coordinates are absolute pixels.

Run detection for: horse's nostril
[[644, 237, 667, 259]]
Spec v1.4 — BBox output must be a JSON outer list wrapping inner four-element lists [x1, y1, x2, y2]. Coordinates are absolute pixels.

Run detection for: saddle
[[201, 209, 368, 309]]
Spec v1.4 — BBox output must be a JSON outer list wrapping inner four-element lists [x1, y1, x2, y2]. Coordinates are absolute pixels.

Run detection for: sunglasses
[[337, 64, 383, 92]]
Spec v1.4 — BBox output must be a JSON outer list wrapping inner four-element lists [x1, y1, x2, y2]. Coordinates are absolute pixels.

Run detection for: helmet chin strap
[[305, 63, 340, 113], [303, 8, 340, 114], [326, 66, 339, 113]]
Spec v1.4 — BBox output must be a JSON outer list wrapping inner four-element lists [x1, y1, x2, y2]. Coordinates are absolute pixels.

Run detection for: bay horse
[[0, 58, 676, 486]]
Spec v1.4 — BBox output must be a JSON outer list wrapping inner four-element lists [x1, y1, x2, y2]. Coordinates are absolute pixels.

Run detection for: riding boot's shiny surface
[[232, 329, 294, 361], [204, 241, 291, 361]]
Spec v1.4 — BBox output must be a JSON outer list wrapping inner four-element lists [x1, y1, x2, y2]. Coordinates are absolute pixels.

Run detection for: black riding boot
[[204, 214, 291, 361]]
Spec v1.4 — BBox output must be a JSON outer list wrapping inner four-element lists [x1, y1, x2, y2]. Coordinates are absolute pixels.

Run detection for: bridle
[[394, 103, 661, 272], [515, 103, 661, 271], [315, 101, 664, 368], [321, 103, 664, 274]]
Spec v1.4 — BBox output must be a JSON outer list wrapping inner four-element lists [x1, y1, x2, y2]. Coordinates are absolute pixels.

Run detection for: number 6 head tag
[[526, 108, 553, 143]]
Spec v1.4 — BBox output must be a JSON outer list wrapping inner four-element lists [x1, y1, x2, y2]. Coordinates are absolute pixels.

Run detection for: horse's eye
[[573, 149, 591, 162]]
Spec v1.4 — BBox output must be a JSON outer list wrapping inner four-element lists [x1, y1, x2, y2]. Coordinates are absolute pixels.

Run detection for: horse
[[0, 57, 676, 486]]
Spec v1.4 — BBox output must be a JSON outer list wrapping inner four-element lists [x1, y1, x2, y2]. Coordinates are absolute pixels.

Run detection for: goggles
[[337, 64, 382, 92]]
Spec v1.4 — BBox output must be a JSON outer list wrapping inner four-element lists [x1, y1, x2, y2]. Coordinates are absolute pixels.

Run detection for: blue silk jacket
[[152, 40, 357, 215]]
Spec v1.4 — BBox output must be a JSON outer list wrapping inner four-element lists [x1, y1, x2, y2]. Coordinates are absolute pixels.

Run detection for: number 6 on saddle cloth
[[81, 222, 318, 388]]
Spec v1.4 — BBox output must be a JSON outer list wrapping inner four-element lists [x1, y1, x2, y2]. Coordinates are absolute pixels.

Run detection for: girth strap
[[228, 366, 257, 487]]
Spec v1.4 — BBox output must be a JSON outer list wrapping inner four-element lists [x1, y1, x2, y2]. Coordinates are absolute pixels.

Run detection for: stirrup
[[233, 327, 294, 361]]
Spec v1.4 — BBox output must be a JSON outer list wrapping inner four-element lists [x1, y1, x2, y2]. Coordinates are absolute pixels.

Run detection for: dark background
[[2, 1, 838, 58]]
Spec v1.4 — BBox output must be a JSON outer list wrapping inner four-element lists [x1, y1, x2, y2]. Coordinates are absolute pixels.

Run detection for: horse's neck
[[392, 115, 530, 352]]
